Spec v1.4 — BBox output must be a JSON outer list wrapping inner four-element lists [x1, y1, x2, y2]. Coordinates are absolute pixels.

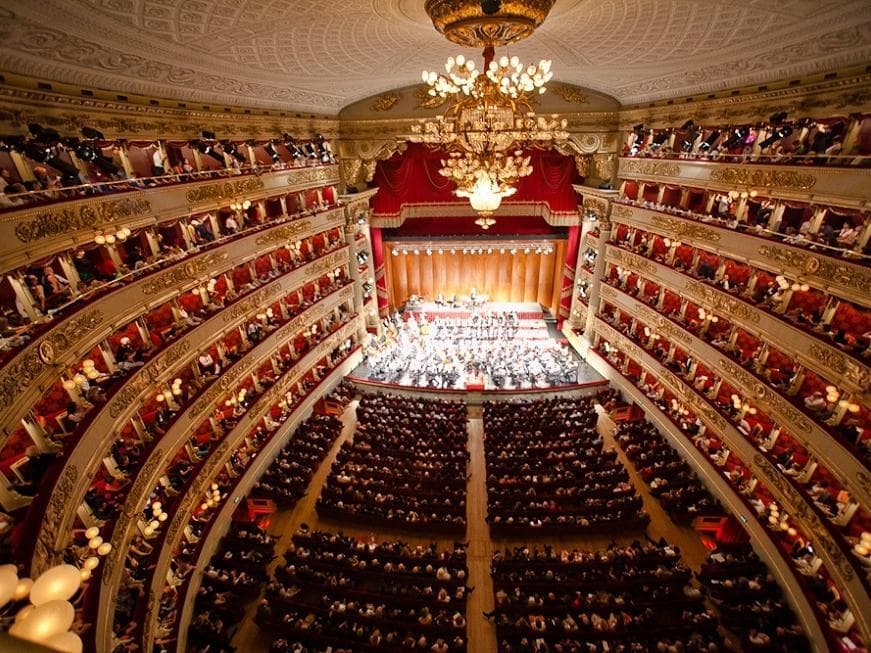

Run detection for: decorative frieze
[[141, 252, 229, 296], [219, 283, 285, 324], [0, 310, 104, 413], [607, 248, 657, 275], [757, 244, 820, 274], [288, 167, 341, 186], [650, 215, 721, 243], [709, 167, 816, 191], [683, 281, 761, 324], [32, 465, 78, 576], [107, 340, 193, 419], [14, 197, 152, 244], [621, 160, 681, 177], [184, 177, 265, 204], [253, 219, 313, 247]]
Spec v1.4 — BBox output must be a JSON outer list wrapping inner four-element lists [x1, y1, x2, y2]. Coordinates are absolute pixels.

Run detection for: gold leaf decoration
[[370, 92, 401, 112]]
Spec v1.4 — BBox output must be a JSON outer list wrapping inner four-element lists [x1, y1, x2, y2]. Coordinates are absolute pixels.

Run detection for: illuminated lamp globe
[[15, 604, 34, 623], [10, 599, 75, 643], [83, 557, 100, 571], [43, 631, 83, 653], [79, 569, 91, 582], [0, 565, 18, 607], [28, 565, 81, 605], [158, 513, 168, 522], [88, 536, 103, 550], [84, 527, 100, 540], [13, 577, 33, 601], [97, 543, 112, 556]]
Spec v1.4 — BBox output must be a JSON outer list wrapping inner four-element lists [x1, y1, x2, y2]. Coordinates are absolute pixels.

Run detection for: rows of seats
[[483, 397, 648, 535], [318, 394, 468, 533], [613, 419, 722, 521], [187, 523, 277, 653], [257, 527, 469, 652], [490, 541, 723, 653], [592, 339, 865, 649]]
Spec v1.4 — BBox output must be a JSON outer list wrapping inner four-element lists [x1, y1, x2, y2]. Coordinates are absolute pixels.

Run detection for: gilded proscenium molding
[[0, 165, 341, 275], [594, 317, 871, 640], [13, 196, 152, 244], [587, 363, 828, 652], [130, 320, 359, 653], [611, 203, 870, 310], [616, 157, 870, 209], [603, 244, 870, 398], [174, 355, 361, 653], [0, 214, 347, 441], [604, 283, 871, 513], [97, 305, 357, 620], [31, 266, 351, 577]]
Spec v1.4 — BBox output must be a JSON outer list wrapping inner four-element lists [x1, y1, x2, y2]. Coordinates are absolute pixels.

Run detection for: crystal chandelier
[[410, 47, 568, 225]]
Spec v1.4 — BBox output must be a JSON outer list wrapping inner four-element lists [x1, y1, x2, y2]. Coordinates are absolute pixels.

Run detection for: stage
[[349, 301, 605, 393]]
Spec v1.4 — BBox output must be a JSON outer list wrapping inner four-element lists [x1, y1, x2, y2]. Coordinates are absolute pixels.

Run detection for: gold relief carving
[[554, 85, 588, 105], [141, 251, 229, 296], [650, 215, 721, 243], [708, 167, 816, 191], [221, 284, 284, 324], [574, 155, 591, 178], [102, 450, 164, 586], [289, 166, 339, 187], [608, 249, 656, 275], [32, 465, 78, 576], [190, 358, 257, 419], [253, 220, 313, 248], [107, 340, 193, 419], [610, 204, 634, 221], [14, 197, 152, 243], [599, 284, 616, 300], [424, 0, 556, 48], [622, 160, 681, 178], [683, 281, 761, 325], [757, 245, 820, 275], [807, 344, 870, 392], [371, 93, 401, 112], [582, 197, 608, 219], [816, 259, 871, 295], [593, 153, 616, 180], [718, 359, 815, 434], [185, 177, 265, 204], [0, 310, 104, 412], [752, 454, 854, 582]]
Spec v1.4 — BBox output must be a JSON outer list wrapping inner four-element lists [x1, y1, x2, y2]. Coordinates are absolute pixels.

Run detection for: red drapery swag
[[371, 143, 582, 217], [369, 227, 390, 317], [558, 225, 581, 325]]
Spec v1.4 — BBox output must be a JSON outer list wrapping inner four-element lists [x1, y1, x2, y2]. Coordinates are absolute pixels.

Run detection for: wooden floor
[[228, 401, 715, 653]]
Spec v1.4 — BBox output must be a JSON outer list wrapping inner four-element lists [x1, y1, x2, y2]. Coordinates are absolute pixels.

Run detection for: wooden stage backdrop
[[383, 240, 565, 314]]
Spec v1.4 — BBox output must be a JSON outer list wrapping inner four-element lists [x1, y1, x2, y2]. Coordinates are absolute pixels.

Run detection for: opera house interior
[[0, 1, 869, 652]]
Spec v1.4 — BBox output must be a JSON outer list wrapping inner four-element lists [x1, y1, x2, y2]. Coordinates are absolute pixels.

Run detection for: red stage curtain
[[369, 227, 389, 317], [372, 143, 581, 217]]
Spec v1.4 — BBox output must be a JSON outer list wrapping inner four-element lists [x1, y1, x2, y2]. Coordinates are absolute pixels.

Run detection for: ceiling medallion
[[424, 0, 557, 48]]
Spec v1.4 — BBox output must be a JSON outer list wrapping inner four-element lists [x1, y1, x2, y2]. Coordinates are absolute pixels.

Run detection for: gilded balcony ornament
[[553, 84, 588, 105], [425, 0, 556, 48], [185, 177, 265, 204], [621, 160, 681, 178], [32, 466, 78, 576], [757, 245, 821, 274], [219, 284, 285, 324], [289, 167, 340, 186], [141, 251, 229, 296], [708, 167, 816, 191], [650, 215, 721, 243], [0, 310, 104, 412], [608, 248, 657, 275], [107, 340, 193, 419], [611, 204, 634, 221], [807, 344, 870, 392], [254, 219, 313, 247], [582, 197, 608, 220], [14, 196, 152, 243], [683, 281, 761, 324], [371, 92, 401, 112], [190, 358, 258, 418], [816, 258, 871, 295], [593, 153, 616, 180]]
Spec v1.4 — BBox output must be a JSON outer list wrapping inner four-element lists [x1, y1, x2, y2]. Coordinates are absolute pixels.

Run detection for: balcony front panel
[[31, 277, 354, 574], [599, 282, 871, 512], [617, 158, 870, 209], [593, 317, 871, 640], [96, 318, 359, 652], [603, 244, 870, 401], [610, 203, 871, 308], [0, 165, 341, 273], [0, 210, 346, 437]]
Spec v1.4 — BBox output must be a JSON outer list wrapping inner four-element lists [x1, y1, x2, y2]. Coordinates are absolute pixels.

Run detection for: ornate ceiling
[[0, 0, 869, 115]]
